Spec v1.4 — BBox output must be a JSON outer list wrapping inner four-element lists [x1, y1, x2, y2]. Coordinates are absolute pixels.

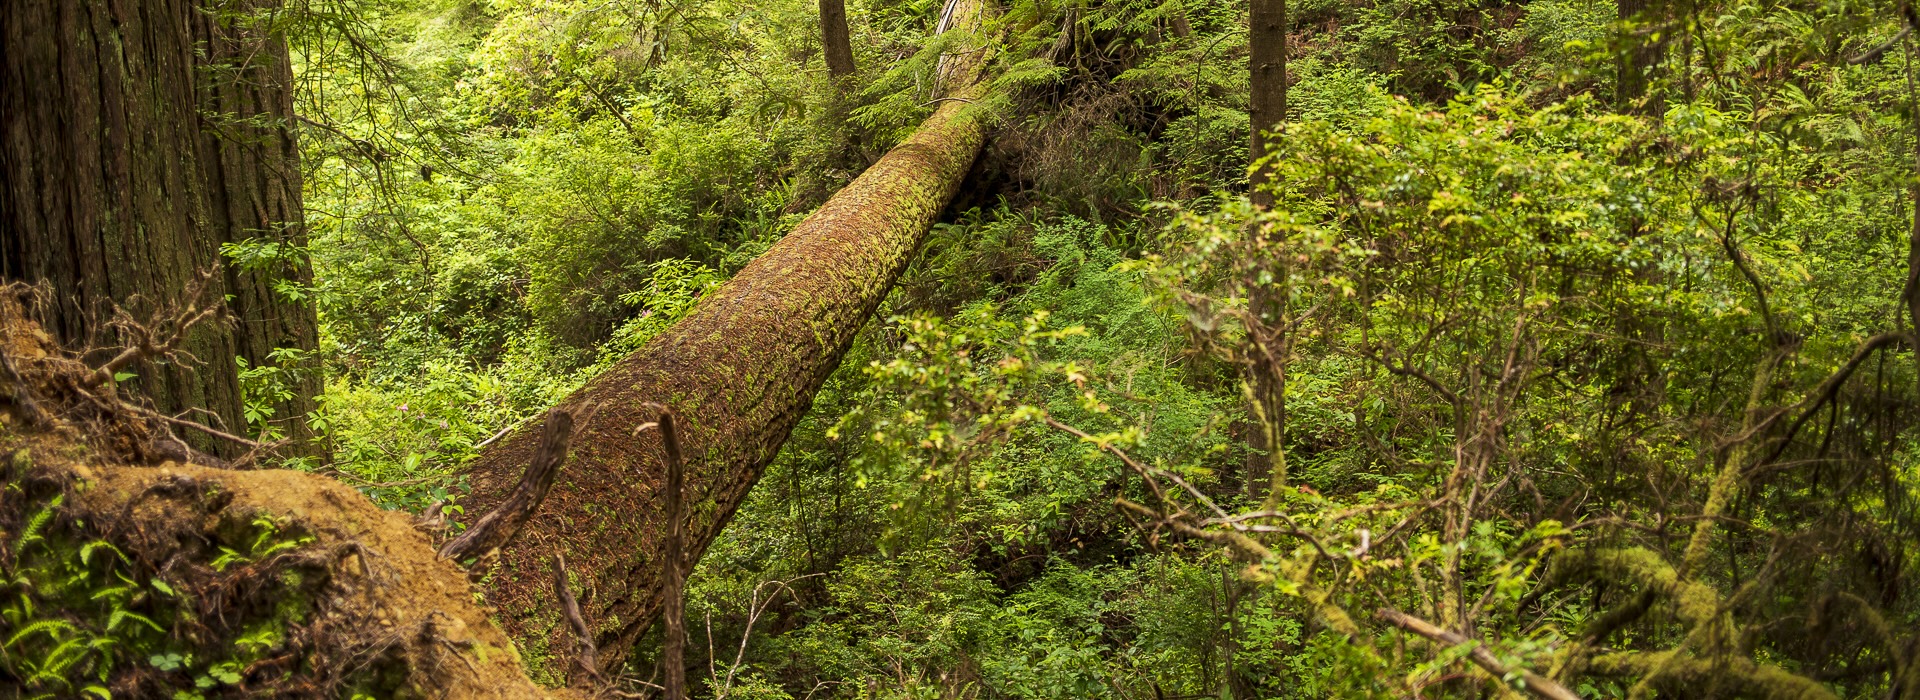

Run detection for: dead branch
[[1375, 608, 1582, 700], [553, 553, 604, 690], [1360, 342, 1464, 411], [90, 269, 226, 389], [1753, 331, 1910, 467], [130, 404, 274, 453], [1044, 417, 1171, 509], [641, 401, 688, 700], [707, 574, 824, 699], [438, 407, 574, 562], [1849, 24, 1911, 65]]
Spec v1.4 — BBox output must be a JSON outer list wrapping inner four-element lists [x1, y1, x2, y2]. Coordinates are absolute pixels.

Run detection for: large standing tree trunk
[[822, 0, 857, 78], [0, 0, 320, 453], [461, 0, 992, 678]]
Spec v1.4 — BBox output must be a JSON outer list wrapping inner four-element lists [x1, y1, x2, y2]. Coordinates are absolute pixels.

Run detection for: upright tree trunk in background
[[462, 0, 992, 677], [0, 0, 320, 453], [822, 0, 857, 79], [1168, 0, 1194, 39], [1246, 0, 1288, 498], [1249, 0, 1287, 207], [1614, 0, 1657, 111]]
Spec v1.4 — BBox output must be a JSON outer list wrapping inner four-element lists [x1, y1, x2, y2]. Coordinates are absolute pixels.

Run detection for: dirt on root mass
[[0, 289, 579, 698]]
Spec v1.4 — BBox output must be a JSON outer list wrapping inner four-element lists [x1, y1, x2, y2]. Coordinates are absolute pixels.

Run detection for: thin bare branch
[[554, 552, 604, 690], [641, 401, 689, 700]]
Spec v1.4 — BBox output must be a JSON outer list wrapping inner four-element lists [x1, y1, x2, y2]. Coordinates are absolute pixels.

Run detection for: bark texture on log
[[461, 0, 993, 676], [0, 0, 319, 453]]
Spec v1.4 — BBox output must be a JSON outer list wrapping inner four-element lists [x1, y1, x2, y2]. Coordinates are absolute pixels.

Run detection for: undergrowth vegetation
[[0, 452, 354, 699], [66, 0, 1920, 694]]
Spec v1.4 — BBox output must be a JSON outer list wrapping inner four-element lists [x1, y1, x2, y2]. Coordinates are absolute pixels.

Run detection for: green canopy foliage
[[192, 0, 1920, 694]]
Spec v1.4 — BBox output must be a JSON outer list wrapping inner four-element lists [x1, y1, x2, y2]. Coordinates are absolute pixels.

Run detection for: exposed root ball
[[0, 446, 579, 698], [0, 284, 578, 698]]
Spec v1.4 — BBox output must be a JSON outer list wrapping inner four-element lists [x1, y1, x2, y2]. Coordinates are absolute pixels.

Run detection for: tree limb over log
[[440, 408, 574, 563], [645, 402, 690, 700], [459, 0, 998, 676], [553, 553, 603, 690]]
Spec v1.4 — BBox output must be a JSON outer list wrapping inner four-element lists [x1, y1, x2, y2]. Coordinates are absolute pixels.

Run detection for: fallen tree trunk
[[459, 0, 995, 677]]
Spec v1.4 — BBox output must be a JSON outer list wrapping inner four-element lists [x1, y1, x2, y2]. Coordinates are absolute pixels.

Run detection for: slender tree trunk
[[1248, 0, 1287, 207], [460, 0, 993, 676], [821, 0, 857, 79], [0, 0, 319, 453], [1615, 0, 1659, 111], [1246, 0, 1288, 497], [1905, 39, 1920, 392]]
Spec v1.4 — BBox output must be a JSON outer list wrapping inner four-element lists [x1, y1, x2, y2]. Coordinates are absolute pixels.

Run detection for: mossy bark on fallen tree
[[459, 0, 993, 677]]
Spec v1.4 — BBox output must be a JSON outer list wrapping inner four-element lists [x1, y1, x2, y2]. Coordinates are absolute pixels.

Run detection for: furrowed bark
[[0, 0, 320, 454], [460, 0, 993, 676]]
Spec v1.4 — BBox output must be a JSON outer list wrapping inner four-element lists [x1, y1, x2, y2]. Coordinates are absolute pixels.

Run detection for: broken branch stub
[[646, 401, 690, 700], [440, 408, 575, 563], [552, 553, 603, 690]]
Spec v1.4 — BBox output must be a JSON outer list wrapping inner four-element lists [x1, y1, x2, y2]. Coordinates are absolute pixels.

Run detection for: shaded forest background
[[5, 0, 1920, 695]]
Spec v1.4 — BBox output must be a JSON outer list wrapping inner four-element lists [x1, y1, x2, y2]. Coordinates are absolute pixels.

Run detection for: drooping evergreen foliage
[[108, 0, 1920, 694]]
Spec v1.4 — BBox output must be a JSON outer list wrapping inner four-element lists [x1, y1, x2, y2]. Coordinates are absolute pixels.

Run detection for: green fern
[[77, 541, 127, 568], [40, 635, 89, 676], [13, 493, 63, 555], [5, 619, 76, 648], [104, 609, 162, 634]]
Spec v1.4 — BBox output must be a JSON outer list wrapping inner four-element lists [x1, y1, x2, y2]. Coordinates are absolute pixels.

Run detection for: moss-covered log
[[458, 1, 994, 676]]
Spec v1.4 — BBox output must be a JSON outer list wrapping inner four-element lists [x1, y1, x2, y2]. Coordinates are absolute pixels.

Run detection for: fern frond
[[41, 634, 94, 679], [13, 494, 64, 555], [77, 542, 127, 568], [5, 619, 74, 648]]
